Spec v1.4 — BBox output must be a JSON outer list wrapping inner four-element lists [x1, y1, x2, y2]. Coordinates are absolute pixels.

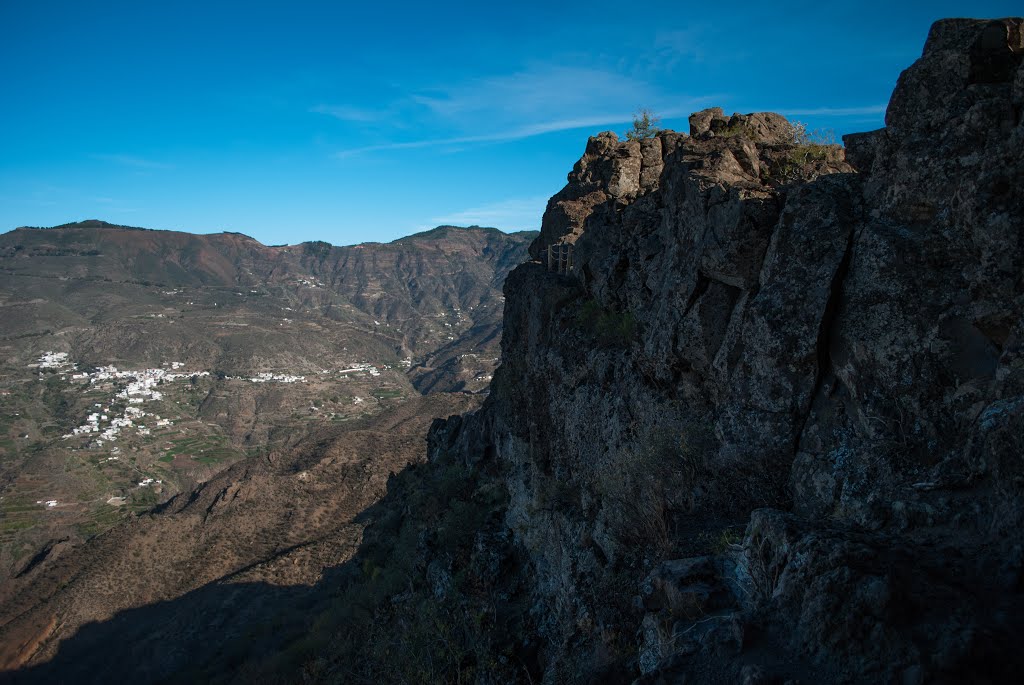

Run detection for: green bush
[[760, 121, 838, 183], [625, 108, 661, 142]]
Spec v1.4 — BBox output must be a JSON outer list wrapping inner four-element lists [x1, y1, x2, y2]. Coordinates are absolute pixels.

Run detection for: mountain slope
[[0, 393, 481, 676], [0, 221, 534, 374], [0, 223, 533, 585]]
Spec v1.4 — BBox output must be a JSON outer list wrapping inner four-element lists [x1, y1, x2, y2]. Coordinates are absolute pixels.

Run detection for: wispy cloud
[[325, 62, 722, 158], [410, 66, 660, 120], [92, 196, 139, 212], [92, 154, 173, 170], [772, 104, 887, 117], [427, 196, 549, 231], [334, 100, 719, 158], [335, 115, 631, 157], [311, 104, 383, 122], [649, 27, 716, 69]]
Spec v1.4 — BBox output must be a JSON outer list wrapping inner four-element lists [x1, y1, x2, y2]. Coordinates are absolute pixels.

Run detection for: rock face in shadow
[[430, 17, 1024, 684]]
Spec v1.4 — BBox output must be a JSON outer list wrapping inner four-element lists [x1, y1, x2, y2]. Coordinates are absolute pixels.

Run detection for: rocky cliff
[[428, 17, 1024, 684]]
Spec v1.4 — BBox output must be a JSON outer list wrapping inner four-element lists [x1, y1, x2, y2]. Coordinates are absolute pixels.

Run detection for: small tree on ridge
[[626, 108, 661, 141]]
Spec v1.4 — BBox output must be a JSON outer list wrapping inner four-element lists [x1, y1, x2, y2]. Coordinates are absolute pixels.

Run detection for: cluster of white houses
[[234, 363, 385, 383], [39, 352, 393, 448], [247, 372, 306, 383], [57, 362, 211, 445], [336, 362, 382, 377], [35, 351, 71, 369]]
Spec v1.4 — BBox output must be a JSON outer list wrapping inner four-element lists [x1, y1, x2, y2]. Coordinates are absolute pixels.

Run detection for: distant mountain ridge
[[0, 220, 536, 390], [17, 220, 155, 232], [12, 219, 528, 246]]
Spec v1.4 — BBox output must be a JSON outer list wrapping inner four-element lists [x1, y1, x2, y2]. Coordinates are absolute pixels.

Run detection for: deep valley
[[0, 222, 532, 585]]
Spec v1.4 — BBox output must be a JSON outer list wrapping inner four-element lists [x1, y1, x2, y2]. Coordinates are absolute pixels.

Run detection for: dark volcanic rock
[[429, 17, 1024, 684]]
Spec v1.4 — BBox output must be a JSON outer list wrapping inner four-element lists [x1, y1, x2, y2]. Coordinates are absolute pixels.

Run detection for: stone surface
[[431, 16, 1024, 684]]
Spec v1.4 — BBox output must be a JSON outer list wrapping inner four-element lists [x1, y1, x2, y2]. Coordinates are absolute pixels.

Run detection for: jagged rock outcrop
[[430, 17, 1024, 684]]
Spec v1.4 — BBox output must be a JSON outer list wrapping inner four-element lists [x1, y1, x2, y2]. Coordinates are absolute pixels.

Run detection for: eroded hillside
[[0, 223, 532, 581], [0, 393, 482, 677]]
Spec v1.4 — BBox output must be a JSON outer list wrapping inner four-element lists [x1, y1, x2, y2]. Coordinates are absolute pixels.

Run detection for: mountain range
[[0, 221, 533, 595]]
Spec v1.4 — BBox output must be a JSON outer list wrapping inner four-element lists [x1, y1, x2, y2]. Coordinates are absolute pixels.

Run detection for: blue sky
[[1, 1, 1018, 246]]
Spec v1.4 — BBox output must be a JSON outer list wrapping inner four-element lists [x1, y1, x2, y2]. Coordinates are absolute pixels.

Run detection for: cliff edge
[[430, 17, 1024, 684]]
